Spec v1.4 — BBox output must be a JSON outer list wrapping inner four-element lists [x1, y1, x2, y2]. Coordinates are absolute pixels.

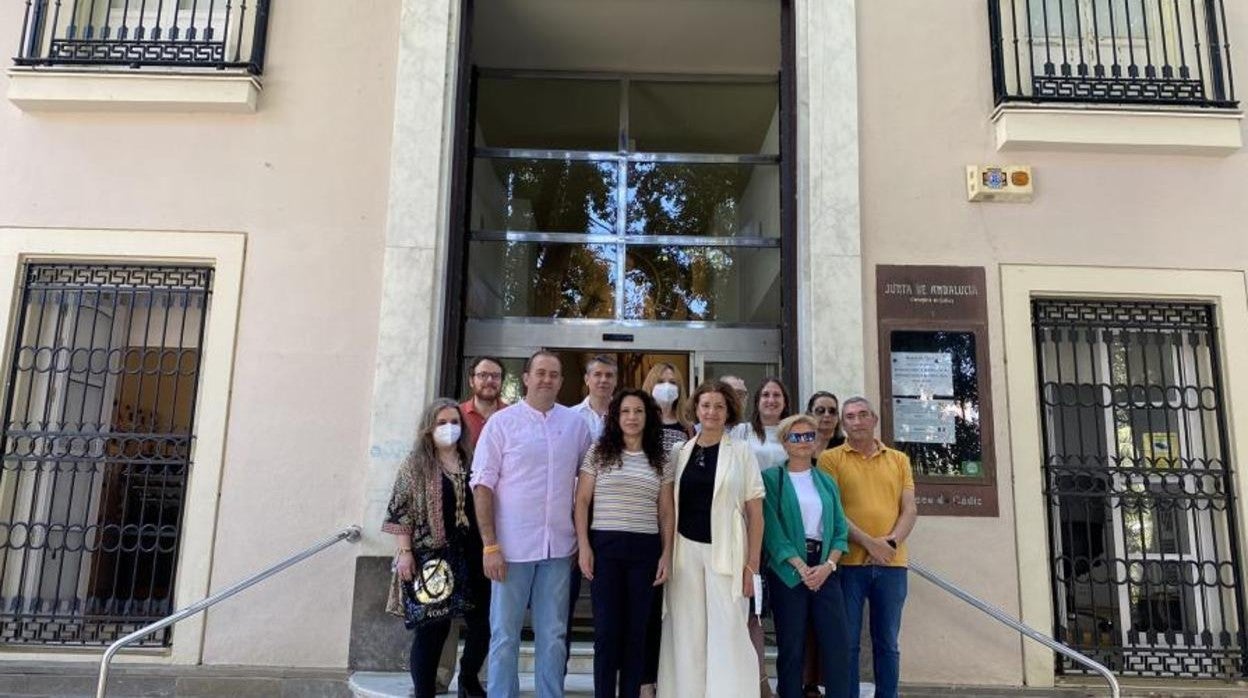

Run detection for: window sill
[[992, 104, 1243, 155], [6, 69, 260, 113]]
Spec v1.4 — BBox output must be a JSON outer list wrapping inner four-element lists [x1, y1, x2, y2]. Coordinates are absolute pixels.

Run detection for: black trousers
[[409, 563, 491, 698], [642, 585, 661, 684], [589, 530, 662, 698], [767, 545, 853, 698]]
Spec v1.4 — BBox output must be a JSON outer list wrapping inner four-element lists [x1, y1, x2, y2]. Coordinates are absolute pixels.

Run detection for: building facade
[[1, 0, 1246, 691]]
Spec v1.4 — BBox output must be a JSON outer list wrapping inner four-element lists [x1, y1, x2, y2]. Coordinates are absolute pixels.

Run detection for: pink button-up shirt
[[470, 400, 592, 563]]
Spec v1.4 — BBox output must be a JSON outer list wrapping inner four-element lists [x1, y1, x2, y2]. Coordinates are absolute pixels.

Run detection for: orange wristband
[[483, 544, 501, 555]]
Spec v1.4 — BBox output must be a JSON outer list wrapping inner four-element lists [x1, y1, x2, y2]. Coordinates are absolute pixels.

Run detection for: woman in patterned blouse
[[382, 398, 489, 698]]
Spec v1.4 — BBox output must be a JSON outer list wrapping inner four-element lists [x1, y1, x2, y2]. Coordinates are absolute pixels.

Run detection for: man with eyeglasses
[[461, 357, 509, 448], [816, 397, 917, 698]]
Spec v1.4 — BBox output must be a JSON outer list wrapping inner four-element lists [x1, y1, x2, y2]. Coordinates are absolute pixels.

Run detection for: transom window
[[466, 73, 783, 325]]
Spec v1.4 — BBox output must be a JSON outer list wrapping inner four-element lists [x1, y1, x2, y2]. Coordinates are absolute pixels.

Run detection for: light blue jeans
[[487, 556, 573, 698]]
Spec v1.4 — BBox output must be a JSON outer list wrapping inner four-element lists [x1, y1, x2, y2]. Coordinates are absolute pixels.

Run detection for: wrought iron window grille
[[1033, 298, 1246, 680], [14, 0, 271, 74], [990, 0, 1237, 108], [0, 263, 213, 647]]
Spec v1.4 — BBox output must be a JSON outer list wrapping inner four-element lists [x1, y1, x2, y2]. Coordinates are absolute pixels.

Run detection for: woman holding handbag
[[383, 398, 489, 698]]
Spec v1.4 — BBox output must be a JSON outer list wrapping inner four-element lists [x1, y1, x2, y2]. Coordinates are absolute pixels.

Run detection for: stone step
[[348, 672, 872, 697], [349, 672, 598, 697], [347, 670, 1248, 698]]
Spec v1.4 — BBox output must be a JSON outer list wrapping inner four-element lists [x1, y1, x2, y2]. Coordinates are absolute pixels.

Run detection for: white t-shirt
[[740, 424, 787, 472], [788, 470, 824, 540], [570, 397, 608, 442]]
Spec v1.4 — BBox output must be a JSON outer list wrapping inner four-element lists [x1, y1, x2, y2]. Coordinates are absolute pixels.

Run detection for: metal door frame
[[463, 318, 780, 390]]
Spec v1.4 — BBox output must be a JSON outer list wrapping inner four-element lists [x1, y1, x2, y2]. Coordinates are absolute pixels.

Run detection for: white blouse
[[738, 423, 787, 472], [788, 469, 824, 540]]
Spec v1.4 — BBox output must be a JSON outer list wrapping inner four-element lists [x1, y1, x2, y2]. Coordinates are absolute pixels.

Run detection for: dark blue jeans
[[766, 549, 852, 698], [839, 565, 908, 698]]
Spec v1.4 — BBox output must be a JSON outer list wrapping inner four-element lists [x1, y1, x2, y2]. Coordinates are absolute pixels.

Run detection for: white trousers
[[657, 536, 760, 697]]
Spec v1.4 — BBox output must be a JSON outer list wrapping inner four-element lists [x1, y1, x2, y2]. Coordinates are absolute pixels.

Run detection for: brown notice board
[[876, 265, 998, 517]]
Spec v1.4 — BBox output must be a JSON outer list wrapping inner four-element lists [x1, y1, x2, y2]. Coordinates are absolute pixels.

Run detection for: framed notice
[[877, 265, 997, 517], [891, 352, 954, 397]]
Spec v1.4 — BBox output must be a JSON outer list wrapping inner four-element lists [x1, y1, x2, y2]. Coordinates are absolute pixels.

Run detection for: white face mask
[[432, 423, 462, 447], [652, 382, 680, 406]]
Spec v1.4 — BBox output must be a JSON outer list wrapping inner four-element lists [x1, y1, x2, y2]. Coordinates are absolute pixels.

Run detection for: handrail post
[[96, 525, 361, 698], [908, 559, 1120, 698]]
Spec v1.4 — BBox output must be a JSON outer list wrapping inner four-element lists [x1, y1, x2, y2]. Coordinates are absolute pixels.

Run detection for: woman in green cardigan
[[762, 413, 853, 698]]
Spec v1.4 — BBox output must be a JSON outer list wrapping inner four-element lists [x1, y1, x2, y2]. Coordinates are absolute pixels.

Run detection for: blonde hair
[[775, 413, 819, 445], [642, 362, 690, 431]]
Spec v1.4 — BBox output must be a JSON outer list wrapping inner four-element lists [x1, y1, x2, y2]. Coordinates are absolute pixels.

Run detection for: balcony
[[988, 0, 1242, 153], [8, 0, 271, 112], [16, 0, 270, 73]]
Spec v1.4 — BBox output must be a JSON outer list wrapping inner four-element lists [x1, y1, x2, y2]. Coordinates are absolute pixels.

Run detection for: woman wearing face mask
[[642, 363, 691, 442], [383, 398, 490, 698], [807, 391, 845, 454]]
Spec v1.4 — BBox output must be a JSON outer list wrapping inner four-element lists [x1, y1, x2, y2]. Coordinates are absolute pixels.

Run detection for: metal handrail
[[96, 525, 362, 698], [909, 558, 1120, 698]]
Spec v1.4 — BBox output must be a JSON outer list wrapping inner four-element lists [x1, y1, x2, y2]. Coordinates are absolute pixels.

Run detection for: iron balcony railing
[[15, 0, 271, 75], [989, 0, 1237, 108]]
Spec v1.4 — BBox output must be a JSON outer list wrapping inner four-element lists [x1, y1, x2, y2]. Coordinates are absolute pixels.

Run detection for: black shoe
[[457, 674, 486, 698], [802, 684, 822, 698]]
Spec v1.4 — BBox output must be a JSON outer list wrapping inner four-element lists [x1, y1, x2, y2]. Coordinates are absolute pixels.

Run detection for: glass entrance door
[[458, 323, 781, 405], [449, 68, 790, 397]]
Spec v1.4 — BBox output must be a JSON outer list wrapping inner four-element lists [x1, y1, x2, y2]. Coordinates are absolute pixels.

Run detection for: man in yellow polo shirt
[[816, 397, 917, 698]]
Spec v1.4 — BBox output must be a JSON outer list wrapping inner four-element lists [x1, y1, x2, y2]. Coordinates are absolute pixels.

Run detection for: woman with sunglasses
[[807, 391, 845, 454], [761, 413, 852, 698]]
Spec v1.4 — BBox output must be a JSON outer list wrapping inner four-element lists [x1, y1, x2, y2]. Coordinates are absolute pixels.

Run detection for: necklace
[[693, 442, 713, 468], [440, 456, 469, 527]]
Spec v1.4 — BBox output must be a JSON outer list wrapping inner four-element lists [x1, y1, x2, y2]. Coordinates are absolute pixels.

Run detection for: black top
[[826, 434, 846, 450], [441, 471, 480, 550], [677, 442, 719, 544], [661, 422, 689, 440]]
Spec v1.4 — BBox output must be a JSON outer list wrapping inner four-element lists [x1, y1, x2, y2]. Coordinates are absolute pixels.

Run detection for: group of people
[[383, 351, 918, 698]]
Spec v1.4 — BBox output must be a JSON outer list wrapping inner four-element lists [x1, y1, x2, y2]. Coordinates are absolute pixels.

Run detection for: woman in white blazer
[[658, 380, 766, 697]]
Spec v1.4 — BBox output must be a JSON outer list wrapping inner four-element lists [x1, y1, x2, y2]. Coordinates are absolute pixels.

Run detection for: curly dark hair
[[593, 389, 667, 476]]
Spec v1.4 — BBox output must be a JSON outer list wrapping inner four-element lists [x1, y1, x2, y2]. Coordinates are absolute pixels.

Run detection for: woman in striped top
[[575, 389, 675, 698]]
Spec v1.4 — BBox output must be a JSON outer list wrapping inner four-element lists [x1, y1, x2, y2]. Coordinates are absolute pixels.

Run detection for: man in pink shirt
[[471, 350, 592, 698]]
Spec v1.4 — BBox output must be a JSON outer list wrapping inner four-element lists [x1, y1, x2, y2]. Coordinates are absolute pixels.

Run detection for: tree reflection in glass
[[624, 246, 780, 323], [473, 159, 616, 234], [627, 163, 779, 238], [468, 242, 616, 319]]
